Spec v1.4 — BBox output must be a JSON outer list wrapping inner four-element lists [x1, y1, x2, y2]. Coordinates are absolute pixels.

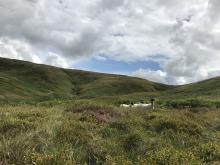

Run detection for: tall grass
[[1, 103, 220, 164]]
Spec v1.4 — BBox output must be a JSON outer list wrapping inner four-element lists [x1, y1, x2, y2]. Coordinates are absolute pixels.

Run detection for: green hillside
[[161, 77, 220, 100], [1, 57, 220, 104], [1, 58, 220, 164], [0, 57, 171, 103]]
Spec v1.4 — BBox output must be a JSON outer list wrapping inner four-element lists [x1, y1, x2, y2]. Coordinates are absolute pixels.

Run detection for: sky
[[0, 0, 220, 85]]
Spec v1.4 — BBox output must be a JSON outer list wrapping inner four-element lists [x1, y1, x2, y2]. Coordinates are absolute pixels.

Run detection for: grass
[[1, 102, 220, 164], [160, 77, 220, 100], [1, 58, 220, 164]]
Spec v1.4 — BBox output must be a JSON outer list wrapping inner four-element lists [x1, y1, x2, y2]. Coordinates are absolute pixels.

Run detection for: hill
[[161, 77, 220, 100], [0, 57, 171, 103], [1, 57, 220, 104], [1, 58, 220, 164]]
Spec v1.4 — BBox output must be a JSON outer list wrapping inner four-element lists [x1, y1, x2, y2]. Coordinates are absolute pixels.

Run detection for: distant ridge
[[0, 57, 171, 102], [1, 57, 220, 102]]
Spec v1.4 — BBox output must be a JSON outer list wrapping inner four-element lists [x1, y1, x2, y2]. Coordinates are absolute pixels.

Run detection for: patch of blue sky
[[73, 57, 162, 75]]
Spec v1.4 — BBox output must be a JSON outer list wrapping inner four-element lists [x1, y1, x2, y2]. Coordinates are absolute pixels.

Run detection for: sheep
[[120, 99, 155, 110], [120, 102, 152, 109], [132, 103, 152, 108], [120, 104, 131, 108]]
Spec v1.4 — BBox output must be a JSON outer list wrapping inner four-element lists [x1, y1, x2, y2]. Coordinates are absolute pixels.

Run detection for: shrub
[[79, 112, 97, 123], [0, 134, 51, 165], [109, 121, 130, 132], [189, 107, 209, 113], [65, 102, 113, 113], [106, 155, 133, 165], [54, 121, 93, 145], [146, 147, 202, 165], [0, 119, 35, 137], [122, 134, 144, 153], [1, 103, 220, 164], [161, 99, 214, 109], [86, 145, 107, 165], [195, 142, 220, 163], [25, 152, 76, 165], [151, 117, 203, 136], [214, 101, 220, 108]]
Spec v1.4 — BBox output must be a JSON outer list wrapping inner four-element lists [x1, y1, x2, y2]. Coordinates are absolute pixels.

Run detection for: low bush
[[160, 99, 216, 109], [54, 121, 93, 145], [122, 133, 144, 153], [150, 117, 203, 136], [109, 120, 130, 132], [146, 147, 202, 164], [0, 119, 36, 137], [195, 142, 220, 163], [1, 104, 220, 164]]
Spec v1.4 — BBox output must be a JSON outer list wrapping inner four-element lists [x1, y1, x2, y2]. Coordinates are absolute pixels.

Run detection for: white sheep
[[132, 103, 152, 108], [120, 102, 152, 109], [120, 104, 131, 108]]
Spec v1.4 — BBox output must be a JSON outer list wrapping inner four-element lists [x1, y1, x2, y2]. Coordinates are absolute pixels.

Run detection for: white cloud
[[0, 38, 41, 63], [0, 0, 220, 84], [131, 69, 168, 84]]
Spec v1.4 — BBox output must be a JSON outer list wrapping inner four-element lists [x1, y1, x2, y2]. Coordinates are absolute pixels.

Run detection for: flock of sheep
[[120, 102, 152, 109]]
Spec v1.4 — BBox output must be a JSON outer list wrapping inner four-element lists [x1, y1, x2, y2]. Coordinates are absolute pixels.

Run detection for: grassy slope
[[0, 57, 171, 102], [0, 58, 73, 101], [161, 77, 220, 100], [1, 57, 220, 103]]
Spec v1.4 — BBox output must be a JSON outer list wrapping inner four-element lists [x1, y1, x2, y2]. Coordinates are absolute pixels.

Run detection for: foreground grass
[[1, 103, 220, 164]]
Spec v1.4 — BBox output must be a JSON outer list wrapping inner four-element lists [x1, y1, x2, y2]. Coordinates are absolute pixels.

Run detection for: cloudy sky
[[0, 0, 220, 85]]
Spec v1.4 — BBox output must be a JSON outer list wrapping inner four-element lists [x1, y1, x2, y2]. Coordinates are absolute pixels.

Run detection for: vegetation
[[1, 102, 220, 164], [162, 77, 220, 100], [1, 58, 220, 164], [0, 57, 170, 103], [2, 57, 220, 106]]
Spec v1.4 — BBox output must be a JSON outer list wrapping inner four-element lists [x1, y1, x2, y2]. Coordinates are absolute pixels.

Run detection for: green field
[[1, 58, 220, 164]]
